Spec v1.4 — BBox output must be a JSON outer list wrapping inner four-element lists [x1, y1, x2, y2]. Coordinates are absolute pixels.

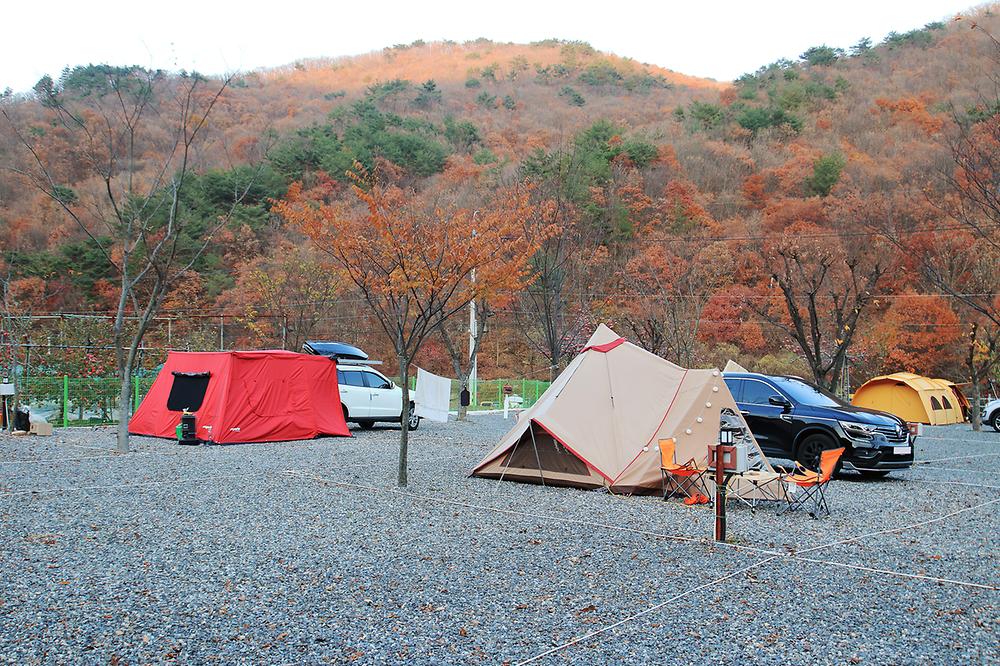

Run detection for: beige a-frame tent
[[472, 325, 775, 495], [723, 359, 749, 374]]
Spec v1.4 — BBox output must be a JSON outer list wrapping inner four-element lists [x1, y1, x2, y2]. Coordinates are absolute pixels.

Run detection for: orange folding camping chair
[[658, 438, 709, 502], [778, 447, 845, 518]]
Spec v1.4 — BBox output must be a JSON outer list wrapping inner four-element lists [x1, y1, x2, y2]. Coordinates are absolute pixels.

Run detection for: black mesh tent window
[[167, 372, 211, 412]]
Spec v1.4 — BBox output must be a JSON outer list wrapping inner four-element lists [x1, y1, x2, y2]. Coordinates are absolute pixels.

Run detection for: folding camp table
[[726, 470, 784, 509]]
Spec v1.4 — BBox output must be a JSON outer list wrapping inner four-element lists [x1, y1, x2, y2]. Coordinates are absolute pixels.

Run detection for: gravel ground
[[0, 417, 996, 664]]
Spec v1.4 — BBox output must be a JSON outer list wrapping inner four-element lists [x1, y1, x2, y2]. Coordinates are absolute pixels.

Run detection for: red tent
[[130, 350, 350, 443]]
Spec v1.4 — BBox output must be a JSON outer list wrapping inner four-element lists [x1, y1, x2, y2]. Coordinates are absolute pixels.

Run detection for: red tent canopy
[[130, 350, 350, 443]]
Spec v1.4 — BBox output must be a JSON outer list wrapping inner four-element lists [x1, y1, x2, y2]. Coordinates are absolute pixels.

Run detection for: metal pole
[[469, 213, 479, 406], [469, 272, 477, 406], [715, 445, 726, 542], [528, 423, 546, 487], [219, 316, 224, 351], [62, 375, 68, 428]]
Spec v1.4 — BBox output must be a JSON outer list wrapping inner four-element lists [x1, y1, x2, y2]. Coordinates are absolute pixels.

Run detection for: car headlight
[[839, 420, 876, 439]]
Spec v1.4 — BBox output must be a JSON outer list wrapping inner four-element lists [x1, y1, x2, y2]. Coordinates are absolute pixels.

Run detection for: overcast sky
[[2, 0, 981, 92]]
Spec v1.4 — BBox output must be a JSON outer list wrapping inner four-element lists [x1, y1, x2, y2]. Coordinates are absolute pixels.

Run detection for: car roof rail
[[336, 359, 384, 366]]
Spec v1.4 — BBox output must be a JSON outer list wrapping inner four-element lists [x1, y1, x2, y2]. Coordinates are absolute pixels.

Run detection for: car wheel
[[991, 411, 1000, 433], [402, 404, 420, 431], [342, 406, 350, 424], [358, 420, 375, 430], [859, 470, 890, 479], [795, 434, 834, 470]]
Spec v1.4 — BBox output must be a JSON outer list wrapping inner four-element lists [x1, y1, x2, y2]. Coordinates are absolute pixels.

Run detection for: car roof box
[[302, 341, 369, 360]]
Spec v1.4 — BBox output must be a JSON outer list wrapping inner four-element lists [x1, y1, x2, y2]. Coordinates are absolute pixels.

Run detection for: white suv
[[337, 364, 420, 431], [981, 398, 1000, 432]]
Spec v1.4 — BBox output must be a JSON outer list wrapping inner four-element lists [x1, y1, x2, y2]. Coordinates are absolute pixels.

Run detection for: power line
[[631, 222, 1000, 244]]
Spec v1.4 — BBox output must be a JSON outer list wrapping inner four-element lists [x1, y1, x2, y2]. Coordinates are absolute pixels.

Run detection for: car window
[[342, 371, 366, 387], [769, 376, 844, 407], [362, 372, 392, 390], [723, 378, 744, 402], [337, 370, 346, 385], [742, 380, 778, 406]]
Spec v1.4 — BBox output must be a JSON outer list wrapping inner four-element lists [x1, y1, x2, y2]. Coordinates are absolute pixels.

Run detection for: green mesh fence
[[17, 374, 550, 426], [403, 377, 551, 411], [18, 376, 156, 427]]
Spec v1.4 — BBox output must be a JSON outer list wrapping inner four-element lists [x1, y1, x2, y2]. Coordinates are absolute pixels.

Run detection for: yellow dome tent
[[851, 372, 965, 425]]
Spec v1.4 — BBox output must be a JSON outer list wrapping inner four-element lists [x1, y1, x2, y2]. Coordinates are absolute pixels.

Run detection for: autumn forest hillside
[[2, 7, 999, 395]]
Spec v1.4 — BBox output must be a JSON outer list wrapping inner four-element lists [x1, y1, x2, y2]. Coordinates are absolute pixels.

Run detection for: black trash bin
[[13, 406, 31, 432], [178, 412, 200, 445]]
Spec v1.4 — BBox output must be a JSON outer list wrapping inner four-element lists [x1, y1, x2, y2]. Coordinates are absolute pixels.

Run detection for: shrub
[[800, 45, 842, 66], [472, 148, 498, 165], [805, 153, 846, 197], [559, 86, 586, 107]]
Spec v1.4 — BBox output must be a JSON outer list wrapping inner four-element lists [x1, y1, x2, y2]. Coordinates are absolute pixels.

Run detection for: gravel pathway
[[0, 418, 996, 664]]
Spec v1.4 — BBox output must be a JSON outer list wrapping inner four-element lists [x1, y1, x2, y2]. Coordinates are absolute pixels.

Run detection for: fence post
[[133, 376, 140, 413], [62, 375, 68, 428]]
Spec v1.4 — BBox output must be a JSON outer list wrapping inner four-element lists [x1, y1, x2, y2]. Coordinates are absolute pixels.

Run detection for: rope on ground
[[788, 556, 999, 591], [284, 470, 701, 545], [915, 453, 994, 464], [0, 472, 268, 496], [907, 465, 1000, 476], [795, 497, 1000, 556], [512, 556, 782, 666], [0, 450, 183, 465], [285, 470, 998, 591], [900, 476, 1000, 490]]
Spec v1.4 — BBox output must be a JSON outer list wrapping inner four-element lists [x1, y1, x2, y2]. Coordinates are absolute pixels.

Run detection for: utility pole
[[469, 213, 479, 406]]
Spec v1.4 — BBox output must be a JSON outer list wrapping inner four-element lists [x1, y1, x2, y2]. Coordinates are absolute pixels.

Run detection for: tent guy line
[[0, 453, 458, 495], [793, 496, 1000, 557], [905, 465, 1000, 476], [895, 476, 1000, 490], [284, 470, 998, 592], [513, 556, 784, 666], [0, 472, 270, 497], [282, 470, 703, 545], [0, 450, 186, 466], [509, 499, 1000, 663], [913, 453, 995, 464]]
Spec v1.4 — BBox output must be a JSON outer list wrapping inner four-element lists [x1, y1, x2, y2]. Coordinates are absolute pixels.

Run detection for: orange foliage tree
[[274, 165, 553, 485], [614, 241, 727, 366], [224, 241, 343, 351], [864, 294, 961, 376]]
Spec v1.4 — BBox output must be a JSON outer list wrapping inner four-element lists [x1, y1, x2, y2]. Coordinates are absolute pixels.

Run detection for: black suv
[[723, 372, 914, 477]]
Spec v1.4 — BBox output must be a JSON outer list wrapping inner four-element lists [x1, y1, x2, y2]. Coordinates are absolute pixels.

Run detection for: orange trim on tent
[[611, 369, 689, 485], [533, 418, 615, 485]]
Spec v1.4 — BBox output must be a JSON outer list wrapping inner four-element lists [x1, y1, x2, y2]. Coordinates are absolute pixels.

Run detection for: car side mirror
[[768, 395, 791, 411]]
